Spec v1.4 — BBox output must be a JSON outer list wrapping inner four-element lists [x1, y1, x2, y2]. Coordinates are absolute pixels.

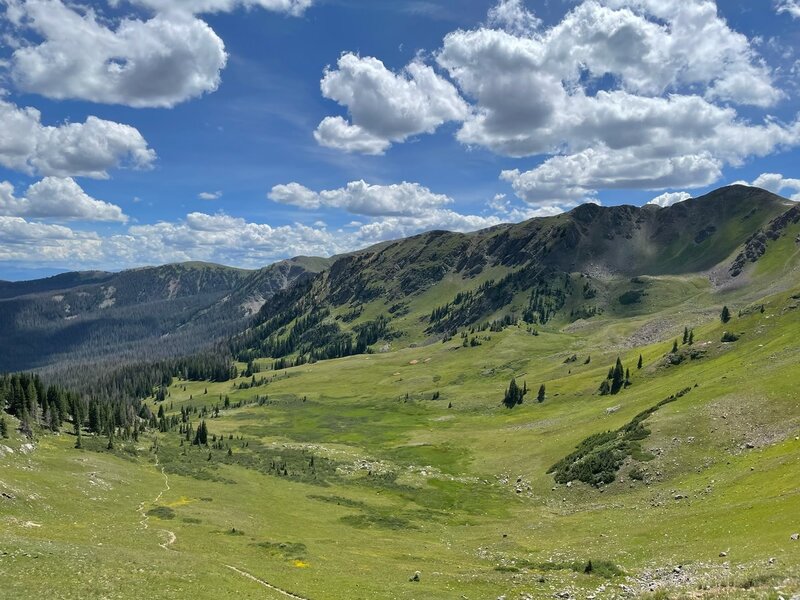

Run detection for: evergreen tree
[[683, 327, 689, 344], [502, 379, 526, 408], [193, 420, 208, 445], [610, 358, 625, 394], [0, 416, 7, 438], [637, 354, 643, 369], [537, 384, 546, 403], [599, 379, 611, 395], [671, 339, 679, 353], [721, 306, 731, 323], [624, 368, 631, 387], [688, 330, 694, 345]]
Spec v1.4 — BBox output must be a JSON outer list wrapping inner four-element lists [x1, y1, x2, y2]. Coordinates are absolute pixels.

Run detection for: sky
[[0, 0, 799, 280]]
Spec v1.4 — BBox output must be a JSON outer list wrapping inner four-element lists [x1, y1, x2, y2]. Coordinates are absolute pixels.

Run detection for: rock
[[791, 533, 799, 541], [674, 494, 686, 500], [673, 565, 682, 574], [566, 481, 572, 488], [768, 557, 776, 564], [409, 571, 421, 582], [719, 551, 727, 557]]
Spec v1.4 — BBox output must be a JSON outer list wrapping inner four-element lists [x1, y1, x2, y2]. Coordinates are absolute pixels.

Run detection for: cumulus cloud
[[0, 98, 156, 178], [7, 0, 227, 108], [316, 1, 794, 203], [488, 193, 567, 220], [487, 0, 541, 36], [443, 1, 798, 204], [0, 177, 128, 222], [120, 0, 312, 17], [647, 191, 692, 207], [314, 53, 469, 154], [501, 144, 725, 204], [198, 191, 223, 200], [0, 216, 102, 262], [269, 180, 453, 217], [751, 172, 800, 200], [269, 179, 505, 243], [776, 1, 800, 18]]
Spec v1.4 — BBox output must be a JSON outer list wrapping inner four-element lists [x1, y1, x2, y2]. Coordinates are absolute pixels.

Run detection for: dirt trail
[[137, 452, 177, 552], [225, 565, 312, 600]]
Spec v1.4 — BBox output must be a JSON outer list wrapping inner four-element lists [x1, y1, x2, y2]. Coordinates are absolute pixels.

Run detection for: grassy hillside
[[3, 273, 799, 598], [3, 190, 800, 599]]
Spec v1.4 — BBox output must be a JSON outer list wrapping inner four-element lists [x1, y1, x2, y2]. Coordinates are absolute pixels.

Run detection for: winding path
[[139, 447, 309, 597], [137, 451, 177, 552], [225, 565, 312, 600]]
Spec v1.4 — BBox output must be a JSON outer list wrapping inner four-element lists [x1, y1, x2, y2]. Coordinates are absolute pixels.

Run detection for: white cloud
[[776, 1, 800, 19], [314, 117, 391, 155], [315, 0, 793, 202], [487, 0, 541, 36], [0, 98, 156, 178], [488, 192, 566, 220], [752, 172, 800, 201], [120, 0, 312, 17], [0, 177, 128, 222], [8, 0, 227, 108], [501, 144, 724, 204], [0, 216, 102, 262], [315, 53, 469, 154], [647, 191, 692, 207], [352, 211, 502, 245], [269, 180, 453, 217], [198, 191, 223, 200], [438, 10, 799, 204]]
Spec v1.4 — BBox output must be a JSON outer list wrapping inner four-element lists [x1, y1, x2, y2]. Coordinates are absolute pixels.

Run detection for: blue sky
[[0, 0, 799, 280]]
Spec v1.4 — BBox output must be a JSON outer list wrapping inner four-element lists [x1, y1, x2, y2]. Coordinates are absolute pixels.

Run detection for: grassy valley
[[2, 188, 800, 599]]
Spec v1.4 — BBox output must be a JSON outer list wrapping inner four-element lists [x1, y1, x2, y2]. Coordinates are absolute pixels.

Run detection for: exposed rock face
[[730, 204, 800, 277]]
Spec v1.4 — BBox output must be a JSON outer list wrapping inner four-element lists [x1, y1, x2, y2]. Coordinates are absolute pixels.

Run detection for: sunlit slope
[[3, 265, 800, 598]]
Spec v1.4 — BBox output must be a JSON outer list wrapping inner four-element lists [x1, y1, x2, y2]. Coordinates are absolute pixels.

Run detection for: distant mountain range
[[3, 185, 798, 374], [0, 257, 329, 373]]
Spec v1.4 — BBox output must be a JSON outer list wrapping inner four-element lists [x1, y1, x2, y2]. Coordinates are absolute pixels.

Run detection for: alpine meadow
[[1, 1, 800, 600]]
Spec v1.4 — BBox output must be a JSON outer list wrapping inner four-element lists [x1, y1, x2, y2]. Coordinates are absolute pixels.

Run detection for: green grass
[[3, 255, 800, 598]]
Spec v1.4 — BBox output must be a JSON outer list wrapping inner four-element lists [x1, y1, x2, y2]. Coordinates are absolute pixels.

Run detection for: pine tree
[[0, 416, 7, 438], [721, 306, 731, 323], [624, 368, 631, 387], [193, 420, 209, 446], [671, 339, 679, 353], [683, 327, 689, 344], [599, 379, 611, 395], [688, 330, 694, 345], [537, 384, 546, 403], [611, 358, 625, 394], [637, 354, 643, 369], [502, 379, 525, 408]]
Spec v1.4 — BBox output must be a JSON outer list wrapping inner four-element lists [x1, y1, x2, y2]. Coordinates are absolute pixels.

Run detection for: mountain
[[4, 185, 798, 374], [235, 185, 798, 362], [0, 257, 329, 373]]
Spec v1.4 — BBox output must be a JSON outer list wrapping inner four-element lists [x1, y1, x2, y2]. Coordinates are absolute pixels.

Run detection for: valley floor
[[2, 286, 800, 599]]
